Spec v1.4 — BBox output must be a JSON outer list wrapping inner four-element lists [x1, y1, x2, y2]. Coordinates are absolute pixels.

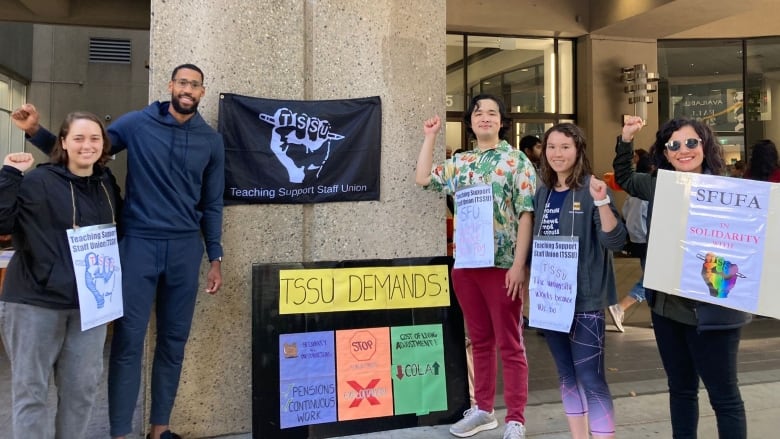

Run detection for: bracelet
[[594, 195, 611, 207]]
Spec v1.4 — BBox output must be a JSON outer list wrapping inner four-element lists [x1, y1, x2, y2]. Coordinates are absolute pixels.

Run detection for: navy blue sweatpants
[[108, 235, 204, 437]]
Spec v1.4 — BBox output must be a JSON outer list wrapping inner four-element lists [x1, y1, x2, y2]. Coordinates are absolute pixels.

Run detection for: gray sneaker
[[449, 407, 498, 437], [503, 421, 526, 439]]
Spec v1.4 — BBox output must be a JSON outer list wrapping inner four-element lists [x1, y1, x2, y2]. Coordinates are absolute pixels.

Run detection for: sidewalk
[[4, 257, 779, 438], [211, 378, 780, 438], [309, 378, 780, 439]]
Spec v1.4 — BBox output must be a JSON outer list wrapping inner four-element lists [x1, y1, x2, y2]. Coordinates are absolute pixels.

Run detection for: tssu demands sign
[[219, 93, 382, 204]]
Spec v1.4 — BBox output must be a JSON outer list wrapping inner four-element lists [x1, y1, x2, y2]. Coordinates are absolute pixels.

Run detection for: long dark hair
[[747, 139, 779, 181], [539, 123, 592, 190], [50, 112, 112, 168], [635, 148, 652, 173], [649, 118, 724, 175], [463, 94, 511, 140]]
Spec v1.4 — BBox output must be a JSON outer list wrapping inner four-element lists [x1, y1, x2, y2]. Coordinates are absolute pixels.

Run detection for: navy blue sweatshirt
[[28, 101, 225, 261]]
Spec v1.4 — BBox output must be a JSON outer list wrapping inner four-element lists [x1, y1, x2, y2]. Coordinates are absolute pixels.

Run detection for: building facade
[[1, 0, 780, 437]]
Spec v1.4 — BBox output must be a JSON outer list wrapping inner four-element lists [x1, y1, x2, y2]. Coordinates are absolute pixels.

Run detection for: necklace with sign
[[453, 184, 495, 269], [65, 181, 123, 331], [529, 188, 579, 333]]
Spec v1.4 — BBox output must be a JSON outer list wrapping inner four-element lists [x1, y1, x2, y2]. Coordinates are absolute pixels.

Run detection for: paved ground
[[3, 257, 780, 438]]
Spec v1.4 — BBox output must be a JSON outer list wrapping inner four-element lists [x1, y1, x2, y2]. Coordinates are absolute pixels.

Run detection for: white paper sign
[[0, 250, 13, 269], [67, 224, 123, 331], [453, 185, 495, 269], [529, 236, 579, 332], [645, 170, 779, 317]]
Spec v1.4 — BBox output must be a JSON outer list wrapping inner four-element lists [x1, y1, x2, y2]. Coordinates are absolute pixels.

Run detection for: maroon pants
[[452, 267, 528, 424]]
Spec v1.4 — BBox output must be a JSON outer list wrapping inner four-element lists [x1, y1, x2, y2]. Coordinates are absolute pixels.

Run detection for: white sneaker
[[608, 304, 625, 332], [449, 406, 498, 437], [503, 421, 526, 439]]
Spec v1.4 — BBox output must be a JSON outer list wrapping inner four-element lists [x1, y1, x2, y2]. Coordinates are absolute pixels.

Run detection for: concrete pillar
[[146, 1, 446, 437], [576, 35, 659, 205]]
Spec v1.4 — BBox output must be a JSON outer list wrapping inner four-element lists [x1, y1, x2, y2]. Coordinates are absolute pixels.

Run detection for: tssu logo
[[260, 108, 345, 183]]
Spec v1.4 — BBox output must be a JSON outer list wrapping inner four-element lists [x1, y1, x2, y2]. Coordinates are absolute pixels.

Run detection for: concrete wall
[[446, 0, 588, 37], [147, 1, 446, 437], [0, 22, 33, 80], [26, 24, 150, 191]]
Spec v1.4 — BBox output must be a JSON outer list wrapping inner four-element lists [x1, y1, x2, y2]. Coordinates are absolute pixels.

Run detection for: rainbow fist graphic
[[700, 252, 740, 298]]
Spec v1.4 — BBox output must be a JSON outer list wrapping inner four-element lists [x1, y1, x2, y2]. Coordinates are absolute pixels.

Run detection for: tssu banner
[[645, 169, 780, 318], [218, 93, 382, 204]]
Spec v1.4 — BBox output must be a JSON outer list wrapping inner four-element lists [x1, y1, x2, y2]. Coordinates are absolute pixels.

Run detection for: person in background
[[533, 123, 625, 439], [615, 116, 749, 439], [608, 148, 651, 332], [729, 160, 746, 178], [11, 63, 225, 439], [744, 139, 780, 182], [415, 94, 536, 439], [519, 135, 542, 170], [0, 112, 121, 439]]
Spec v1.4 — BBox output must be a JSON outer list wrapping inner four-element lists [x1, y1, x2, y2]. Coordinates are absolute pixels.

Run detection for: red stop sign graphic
[[349, 331, 377, 361]]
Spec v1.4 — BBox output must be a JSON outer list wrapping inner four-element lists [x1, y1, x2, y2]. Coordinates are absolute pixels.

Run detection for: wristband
[[593, 195, 611, 207]]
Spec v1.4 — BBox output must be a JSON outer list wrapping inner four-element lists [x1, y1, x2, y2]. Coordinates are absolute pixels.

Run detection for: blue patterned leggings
[[543, 311, 614, 435]]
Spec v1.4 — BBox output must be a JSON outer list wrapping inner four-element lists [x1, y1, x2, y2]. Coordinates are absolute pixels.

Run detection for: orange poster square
[[335, 327, 393, 421]]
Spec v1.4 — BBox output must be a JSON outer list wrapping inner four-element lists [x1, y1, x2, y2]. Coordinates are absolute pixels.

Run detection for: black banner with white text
[[219, 94, 381, 204]]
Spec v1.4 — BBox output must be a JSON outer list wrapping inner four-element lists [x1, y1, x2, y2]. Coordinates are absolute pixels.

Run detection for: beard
[[171, 93, 199, 115]]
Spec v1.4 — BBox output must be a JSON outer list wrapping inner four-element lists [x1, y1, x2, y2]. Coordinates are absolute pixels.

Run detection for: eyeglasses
[[664, 138, 701, 152], [172, 78, 203, 89]]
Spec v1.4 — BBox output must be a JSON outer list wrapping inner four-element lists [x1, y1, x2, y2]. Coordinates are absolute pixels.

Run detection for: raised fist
[[423, 115, 442, 137], [10, 103, 41, 135], [700, 252, 740, 298], [260, 108, 344, 183], [589, 176, 608, 203], [3, 152, 34, 173], [84, 252, 118, 308]]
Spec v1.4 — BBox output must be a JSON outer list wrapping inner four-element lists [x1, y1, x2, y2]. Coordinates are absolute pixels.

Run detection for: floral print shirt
[[425, 140, 537, 268]]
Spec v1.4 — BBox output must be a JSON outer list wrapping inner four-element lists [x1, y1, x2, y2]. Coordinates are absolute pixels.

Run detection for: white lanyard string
[[69, 180, 116, 229]]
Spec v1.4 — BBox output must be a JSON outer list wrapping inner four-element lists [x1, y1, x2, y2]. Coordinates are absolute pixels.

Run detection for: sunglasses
[[665, 138, 702, 152]]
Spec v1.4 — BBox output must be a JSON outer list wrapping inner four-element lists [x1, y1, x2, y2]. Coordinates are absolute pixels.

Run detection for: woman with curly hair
[[614, 117, 749, 439]]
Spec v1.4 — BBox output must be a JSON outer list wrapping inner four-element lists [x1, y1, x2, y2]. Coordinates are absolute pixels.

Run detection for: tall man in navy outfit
[[12, 63, 225, 439]]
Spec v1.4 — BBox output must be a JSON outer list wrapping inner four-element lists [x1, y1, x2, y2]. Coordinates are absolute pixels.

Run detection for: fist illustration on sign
[[699, 252, 740, 298], [84, 252, 118, 308], [260, 108, 344, 183]]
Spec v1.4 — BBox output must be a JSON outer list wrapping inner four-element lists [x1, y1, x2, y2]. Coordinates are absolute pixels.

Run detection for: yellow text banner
[[279, 265, 450, 314]]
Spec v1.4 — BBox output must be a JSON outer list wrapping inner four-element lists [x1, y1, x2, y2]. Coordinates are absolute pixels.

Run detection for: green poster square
[[390, 324, 447, 415]]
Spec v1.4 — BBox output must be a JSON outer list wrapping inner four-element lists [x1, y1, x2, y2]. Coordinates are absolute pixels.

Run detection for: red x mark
[[347, 379, 381, 407]]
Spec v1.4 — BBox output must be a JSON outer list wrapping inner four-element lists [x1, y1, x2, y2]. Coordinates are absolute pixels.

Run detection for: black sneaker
[[146, 431, 182, 439]]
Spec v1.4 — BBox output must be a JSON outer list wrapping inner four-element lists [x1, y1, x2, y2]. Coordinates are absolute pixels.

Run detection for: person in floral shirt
[[415, 94, 536, 439]]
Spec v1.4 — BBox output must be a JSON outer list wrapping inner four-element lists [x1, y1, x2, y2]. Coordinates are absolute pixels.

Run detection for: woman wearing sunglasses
[[613, 117, 749, 439]]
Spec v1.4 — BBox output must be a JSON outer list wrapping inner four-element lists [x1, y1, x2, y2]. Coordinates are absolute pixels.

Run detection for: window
[[0, 72, 27, 157], [659, 39, 745, 164], [446, 33, 575, 151]]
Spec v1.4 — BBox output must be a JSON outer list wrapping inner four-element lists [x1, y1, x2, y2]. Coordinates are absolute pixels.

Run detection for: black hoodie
[[0, 163, 122, 309]]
